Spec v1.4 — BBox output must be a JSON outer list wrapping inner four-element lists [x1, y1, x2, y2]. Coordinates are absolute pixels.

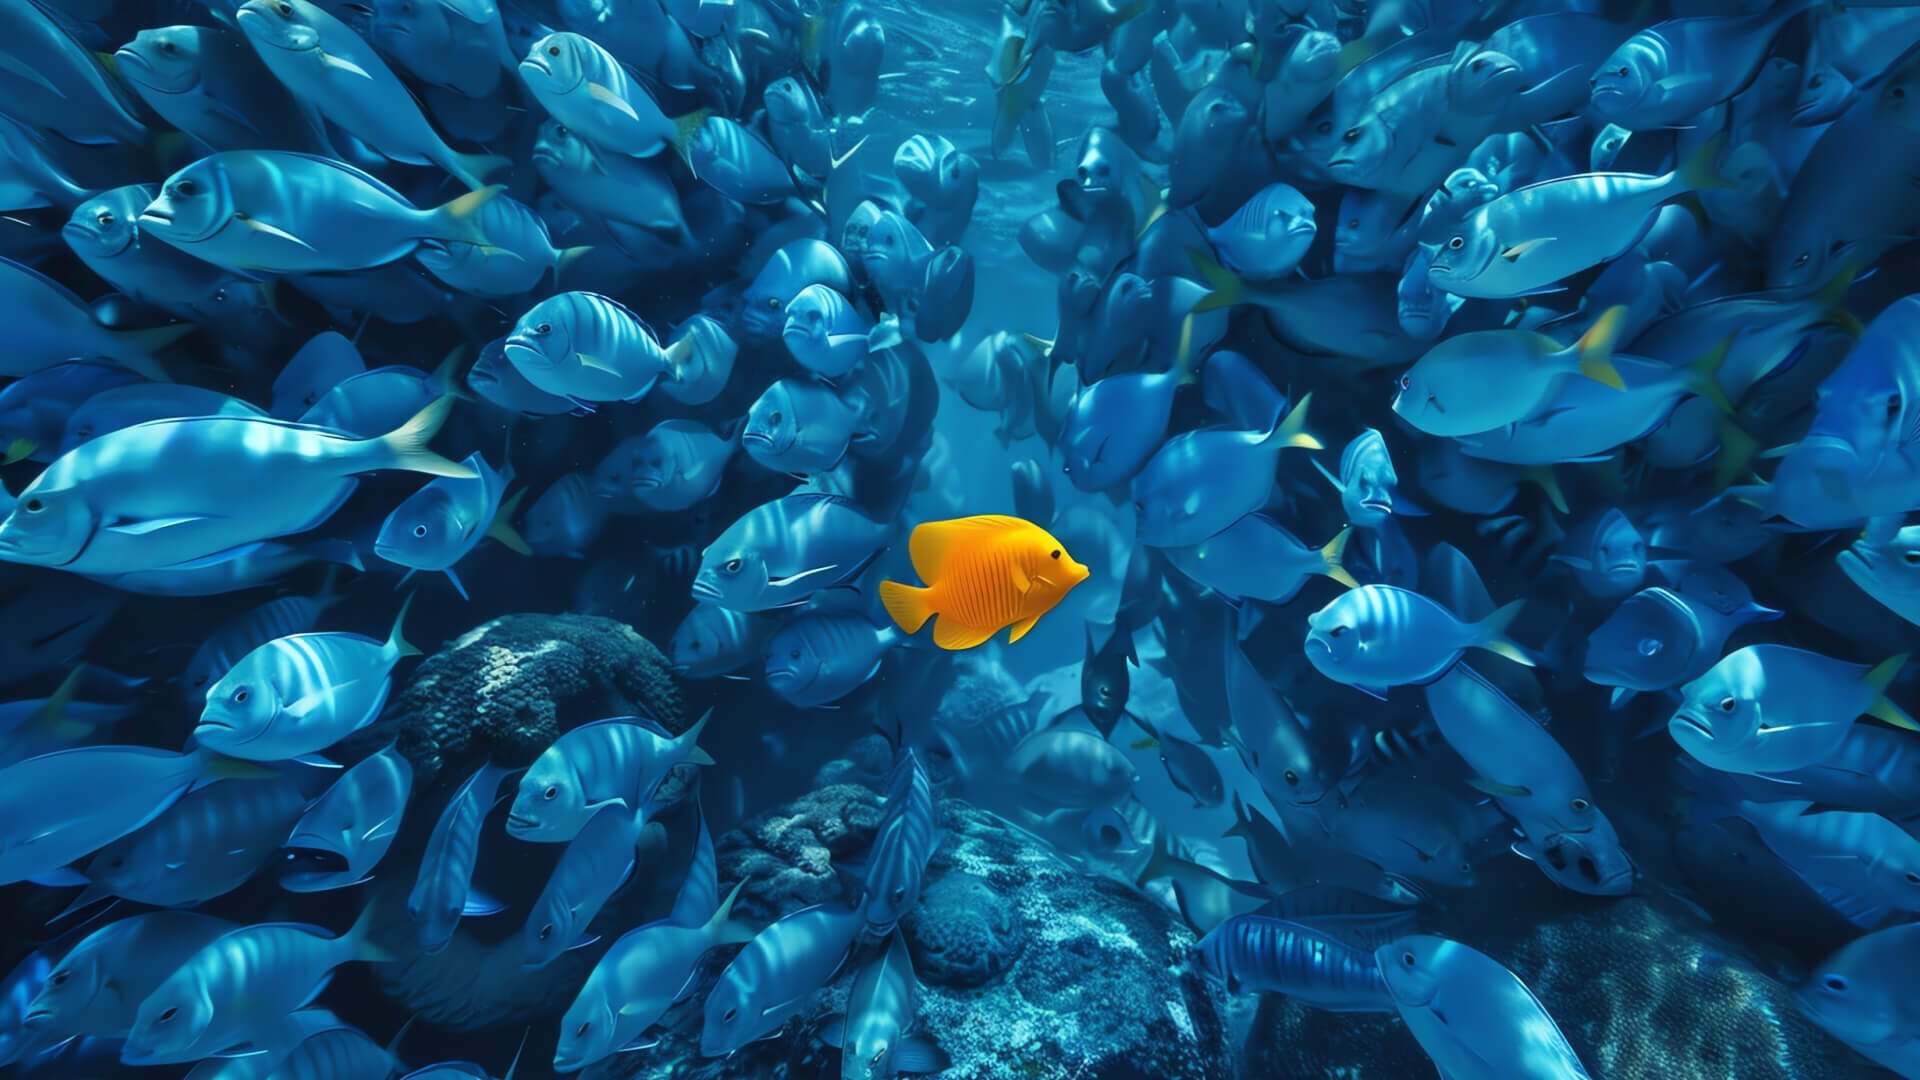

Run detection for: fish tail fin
[[1863, 654, 1919, 731], [1686, 335, 1736, 414], [553, 245, 593, 288], [673, 108, 714, 160], [374, 396, 477, 478], [2, 437, 34, 464], [705, 878, 754, 944], [487, 488, 532, 555], [431, 342, 472, 400], [431, 184, 506, 247], [1812, 263, 1864, 337], [1472, 598, 1535, 667], [1135, 173, 1168, 239], [388, 593, 421, 659], [452, 150, 512, 191], [1524, 465, 1569, 514], [1264, 391, 1321, 450], [1186, 247, 1243, 314], [109, 323, 192, 378], [24, 667, 91, 741], [1320, 528, 1358, 589], [1677, 132, 1733, 191], [1710, 416, 1762, 491], [678, 708, 716, 766], [346, 902, 395, 963], [1576, 305, 1628, 390], [879, 580, 936, 634], [1170, 313, 1200, 385], [1336, 35, 1378, 76], [195, 750, 279, 782]]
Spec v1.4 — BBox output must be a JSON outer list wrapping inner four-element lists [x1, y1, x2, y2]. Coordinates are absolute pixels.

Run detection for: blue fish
[[1194, 915, 1393, 1010], [693, 493, 891, 611], [1378, 935, 1592, 1080], [375, 452, 528, 597], [689, 116, 797, 204], [630, 419, 736, 512], [764, 611, 901, 708], [1132, 395, 1319, 548], [138, 151, 503, 275], [520, 31, 691, 158], [1306, 585, 1531, 697], [1206, 182, 1318, 280], [0, 363, 143, 464], [282, 744, 414, 891], [783, 283, 877, 381], [1313, 428, 1425, 528], [235, 0, 507, 189], [505, 291, 681, 405]]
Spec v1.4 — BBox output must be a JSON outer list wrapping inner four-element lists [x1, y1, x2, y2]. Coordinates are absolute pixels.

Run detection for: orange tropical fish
[[879, 515, 1089, 650]]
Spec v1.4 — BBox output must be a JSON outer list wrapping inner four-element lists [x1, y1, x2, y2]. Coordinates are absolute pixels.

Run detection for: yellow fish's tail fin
[[880, 580, 937, 635], [1676, 132, 1734, 191], [1472, 598, 1536, 667], [1320, 527, 1358, 589], [1186, 247, 1243, 314], [1686, 335, 1735, 415], [375, 396, 479, 479], [1813, 263, 1864, 338], [1575, 305, 1627, 390]]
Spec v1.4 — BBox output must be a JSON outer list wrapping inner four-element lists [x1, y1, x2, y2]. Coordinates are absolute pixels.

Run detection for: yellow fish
[[879, 515, 1089, 650]]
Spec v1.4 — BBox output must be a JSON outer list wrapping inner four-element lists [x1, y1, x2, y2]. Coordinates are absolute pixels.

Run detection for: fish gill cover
[[0, 0, 1918, 1076]]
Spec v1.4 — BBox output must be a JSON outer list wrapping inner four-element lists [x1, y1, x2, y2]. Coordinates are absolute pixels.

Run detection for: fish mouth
[[1360, 498, 1393, 515], [1327, 156, 1356, 169], [22, 1007, 52, 1024], [691, 578, 724, 602], [1796, 433, 1857, 458], [741, 430, 775, 447], [1671, 713, 1713, 741], [506, 812, 540, 830], [111, 47, 178, 91], [1284, 221, 1317, 237], [1604, 561, 1641, 577]]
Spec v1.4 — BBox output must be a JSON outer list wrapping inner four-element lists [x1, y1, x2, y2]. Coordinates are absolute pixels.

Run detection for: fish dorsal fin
[[908, 515, 1027, 580]]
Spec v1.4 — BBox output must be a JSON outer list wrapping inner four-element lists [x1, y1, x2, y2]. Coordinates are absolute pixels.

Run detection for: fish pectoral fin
[[1007, 613, 1042, 643], [1009, 562, 1033, 593], [1352, 684, 1390, 701], [575, 352, 620, 374], [1500, 237, 1555, 262], [1466, 775, 1531, 798], [284, 679, 361, 718], [586, 81, 642, 121], [318, 51, 374, 80], [104, 514, 218, 536], [238, 215, 319, 252], [766, 563, 840, 588]]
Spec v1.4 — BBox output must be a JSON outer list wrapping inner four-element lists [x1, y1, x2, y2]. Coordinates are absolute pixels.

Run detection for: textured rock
[[590, 769, 1233, 1080], [349, 612, 686, 787], [1247, 898, 1892, 1080]]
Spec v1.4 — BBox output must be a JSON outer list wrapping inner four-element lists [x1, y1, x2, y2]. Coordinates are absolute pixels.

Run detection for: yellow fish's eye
[[1050, 549, 1060, 559]]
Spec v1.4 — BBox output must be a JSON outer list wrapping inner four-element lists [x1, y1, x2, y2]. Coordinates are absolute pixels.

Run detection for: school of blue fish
[[4, 0, 1920, 1076]]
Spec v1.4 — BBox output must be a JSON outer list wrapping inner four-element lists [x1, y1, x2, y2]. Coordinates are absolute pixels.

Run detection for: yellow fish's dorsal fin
[[908, 515, 1030, 581]]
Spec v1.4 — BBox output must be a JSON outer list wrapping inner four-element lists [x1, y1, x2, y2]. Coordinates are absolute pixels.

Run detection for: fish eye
[[889, 886, 906, 902], [1447, 236, 1464, 249], [723, 558, 743, 573], [48, 970, 69, 986], [1889, 394, 1903, 417], [1315, 120, 1332, 134], [723, 1007, 738, 1021], [1615, 66, 1628, 77], [23, 498, 43, 513], [159, 1007, 178, 1023], [161, 40, 177, 53], [543, 785, 559, 799], [767, 296, 782, 309], [1571, 797, 1590, 812], [554, 124, 570, 137], [1718, 696, 1736, 712], [1792, 251, 1810, 267], [770, 411, 783, 425], [1398, 373, 1412, 390], [412, 524, 428, 537], [234, 687, 250, 703], [534, 322, 551, 334], [873, 1049, 886, 1065], [1823, 974, 1848, 992], [1283, 769, 1298, 786], [174, 179, 198, 197], [96, 210, 114, 225], [1400, 952, 1416, 968], [789, 649, 800, 659], [1328, 625, 1347, 637], [1470, 59, 1485, 72], [547, 45, 560, 56], [538, 923, 554, 940], [1904, 551, 1920, 565], [1050, 549, 1061, 559], [576, 1021, 591, 1036], [1908, 871, 1920, 884], [1341, 127, 1360, 143]]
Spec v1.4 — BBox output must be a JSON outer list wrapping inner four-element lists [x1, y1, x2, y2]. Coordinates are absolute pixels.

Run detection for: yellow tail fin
[[1186, 247, 1244, 314], [1320, 528, 1358, 589], [376, 396, 477, 478], [1576, 305, 1627, 390], [1473, 598, 1536, 667], [879, 580, 936, 634]]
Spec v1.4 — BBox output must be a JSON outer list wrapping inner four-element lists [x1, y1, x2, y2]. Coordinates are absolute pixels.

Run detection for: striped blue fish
[[1304, 584, 1532, 697], [281, 745, 413, 893], [409, 760, 511, 953], [503, 291, 684, 406], [521, 805, 662, 970], [1194, 914, 1395, 1012], [74, 771, 308, 911], [859, 750, 936, 935], [25, 911, 234, 1044], [196, 601, 421, 762], [507, 711, 713, 842], [182, 589, 338, 705]]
